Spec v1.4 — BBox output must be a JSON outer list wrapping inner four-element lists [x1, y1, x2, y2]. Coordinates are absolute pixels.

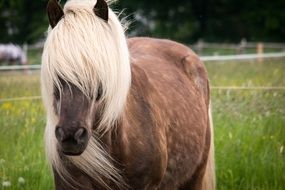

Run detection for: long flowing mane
[[41, 0, 130, 188]]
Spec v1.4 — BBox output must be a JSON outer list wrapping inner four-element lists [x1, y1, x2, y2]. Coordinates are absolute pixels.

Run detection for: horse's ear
[[47, 0, 64, 28], [93, 0, 108, 22]]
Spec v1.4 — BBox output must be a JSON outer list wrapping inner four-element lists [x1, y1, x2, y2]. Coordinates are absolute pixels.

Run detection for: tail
[[202, 105, 216, 190]]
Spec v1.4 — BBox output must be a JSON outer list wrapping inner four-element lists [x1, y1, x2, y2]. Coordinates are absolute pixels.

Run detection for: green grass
[[212, 90, 285, 190], [0, 100, 52, 190], [0, 72, 40, 99], [0, 72, 52, 189], [205, 59, 285, 87], [206, 58, 285, 189], [0, 58, 285, 189]]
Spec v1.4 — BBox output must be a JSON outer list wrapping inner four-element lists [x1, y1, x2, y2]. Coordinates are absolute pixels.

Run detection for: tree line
[[0, 0, 284, 44]]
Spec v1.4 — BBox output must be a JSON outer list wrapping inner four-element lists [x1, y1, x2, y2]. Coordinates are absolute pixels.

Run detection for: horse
[[41, 0, 215, 189], [0, 44, 27, 65]]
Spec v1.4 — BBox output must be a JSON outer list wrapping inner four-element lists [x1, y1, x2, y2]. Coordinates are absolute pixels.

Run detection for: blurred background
[[0, 0, 285, 189], [0, 0, 285, 43]]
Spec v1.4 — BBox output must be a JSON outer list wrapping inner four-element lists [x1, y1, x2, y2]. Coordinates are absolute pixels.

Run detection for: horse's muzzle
[[55, 127, 89, 156]]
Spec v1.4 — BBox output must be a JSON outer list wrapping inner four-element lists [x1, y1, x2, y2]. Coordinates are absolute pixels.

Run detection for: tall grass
[[0, 100, 53, 190], [212, 90, 285, 190], [206, 58, 285, 190], [0, 58, 284, 189], [0, 72, 53, 189]]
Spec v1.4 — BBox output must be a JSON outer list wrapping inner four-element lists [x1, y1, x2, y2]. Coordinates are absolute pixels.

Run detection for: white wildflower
[[0, 159, 5, 164], [2, 181, 11, 187], [229, 132, 233, 139], [18, 177, 25, 185]]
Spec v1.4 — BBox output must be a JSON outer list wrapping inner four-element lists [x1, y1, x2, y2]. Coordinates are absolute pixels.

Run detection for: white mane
[[41, 0, 130, 188]]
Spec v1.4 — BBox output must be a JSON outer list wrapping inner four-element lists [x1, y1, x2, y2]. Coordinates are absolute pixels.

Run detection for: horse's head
[[45, 0, 108, 156], [53, 79, 103, 155], [42, 0, 130, 157], [41, 0, 131, 187]]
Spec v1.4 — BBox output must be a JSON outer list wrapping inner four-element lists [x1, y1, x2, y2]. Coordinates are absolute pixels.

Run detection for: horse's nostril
[[55, 127, 64, 142], [74, 127, 88, 143]]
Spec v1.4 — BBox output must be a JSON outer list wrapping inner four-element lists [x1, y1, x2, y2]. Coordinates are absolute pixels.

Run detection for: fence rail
[[191, 40, 285, 55], [0, 64, 41, 71], [1, 52, 285, 71], [211, 86, 285, 90], [200, 52, 285, 61], [192, 42, 285, 50]]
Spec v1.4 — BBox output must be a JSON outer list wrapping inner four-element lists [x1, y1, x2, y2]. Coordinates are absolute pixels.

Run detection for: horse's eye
[[96, 84, 102, 101]]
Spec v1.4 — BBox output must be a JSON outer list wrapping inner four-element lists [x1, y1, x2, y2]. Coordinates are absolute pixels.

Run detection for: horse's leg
[[178, 168, 205, 190], [127, 176, 163, 190], [179, 119, 215, 190], [178, 158, 214, 190]]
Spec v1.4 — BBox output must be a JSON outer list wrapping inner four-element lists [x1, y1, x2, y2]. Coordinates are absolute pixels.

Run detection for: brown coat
[[53, 37, 213, 190]]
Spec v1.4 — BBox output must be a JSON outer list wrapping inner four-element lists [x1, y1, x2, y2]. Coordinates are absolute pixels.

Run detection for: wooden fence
[[191, 39, 285, 55]]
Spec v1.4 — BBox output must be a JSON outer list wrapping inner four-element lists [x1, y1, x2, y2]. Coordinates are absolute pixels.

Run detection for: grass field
[[0, 58, 285, 189]]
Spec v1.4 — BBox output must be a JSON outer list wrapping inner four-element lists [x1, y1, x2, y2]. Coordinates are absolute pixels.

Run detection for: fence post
[[23, 43, 28, 65], [257, 42, 264, 63], [197, 39, 204, 55], [237, 38, 247, 54]]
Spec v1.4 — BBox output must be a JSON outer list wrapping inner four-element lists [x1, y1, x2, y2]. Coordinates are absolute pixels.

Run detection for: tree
[[116, 0, 285, 42], [0, 0, 48, 44], [0, 0, 284, 44]]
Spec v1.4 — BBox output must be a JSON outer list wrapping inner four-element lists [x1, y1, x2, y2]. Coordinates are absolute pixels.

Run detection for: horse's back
[[127, 37, 211, 189], [128, 37, 209, 105]]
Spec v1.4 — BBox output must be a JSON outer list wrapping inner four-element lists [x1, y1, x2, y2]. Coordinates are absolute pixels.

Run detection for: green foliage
[[0, 0, 48, 43], [0, 0, 284, 43], [116, 0, 285, 43]]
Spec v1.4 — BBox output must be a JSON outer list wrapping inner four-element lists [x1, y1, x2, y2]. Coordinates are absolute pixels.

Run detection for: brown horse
[[41, 0, 215, 189]]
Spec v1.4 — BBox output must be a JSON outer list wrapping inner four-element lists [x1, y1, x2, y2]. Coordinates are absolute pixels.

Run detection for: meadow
[[0, 58, 285, 189]]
